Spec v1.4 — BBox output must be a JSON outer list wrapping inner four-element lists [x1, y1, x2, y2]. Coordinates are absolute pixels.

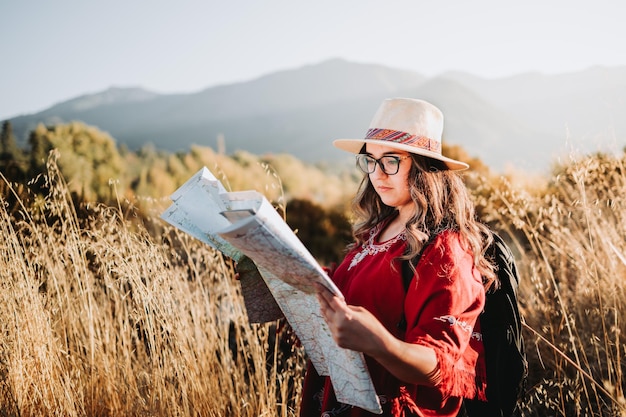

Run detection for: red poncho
[[300, 229, 487, 417]]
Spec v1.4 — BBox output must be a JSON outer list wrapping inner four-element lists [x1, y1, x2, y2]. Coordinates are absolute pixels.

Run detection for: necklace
[[347, 224, 406, 270]]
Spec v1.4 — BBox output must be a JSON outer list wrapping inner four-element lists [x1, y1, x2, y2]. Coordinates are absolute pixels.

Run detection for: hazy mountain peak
[[50, 87, 160, 113], [211, 57, 427, 102]]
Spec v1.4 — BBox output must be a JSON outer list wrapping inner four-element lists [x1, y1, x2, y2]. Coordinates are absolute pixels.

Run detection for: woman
[[300, 98, 496, 417]]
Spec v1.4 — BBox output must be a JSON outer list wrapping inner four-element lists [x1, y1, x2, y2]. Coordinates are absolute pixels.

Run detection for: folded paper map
[[160, 167, 382, 414]]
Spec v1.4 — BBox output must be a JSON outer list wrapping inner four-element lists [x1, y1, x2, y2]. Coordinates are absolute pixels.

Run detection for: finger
[[314, 283, 340, 309], [316, 285, 350, 318]]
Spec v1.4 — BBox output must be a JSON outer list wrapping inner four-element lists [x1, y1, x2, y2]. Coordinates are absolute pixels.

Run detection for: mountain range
[[8, 58, 626, 172]]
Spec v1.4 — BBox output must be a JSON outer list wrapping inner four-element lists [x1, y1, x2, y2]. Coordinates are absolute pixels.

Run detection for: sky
[[2, 0, 625, 120]]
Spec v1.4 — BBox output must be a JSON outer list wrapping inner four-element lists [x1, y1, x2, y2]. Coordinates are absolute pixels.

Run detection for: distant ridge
[[8, 58, 626, 172]]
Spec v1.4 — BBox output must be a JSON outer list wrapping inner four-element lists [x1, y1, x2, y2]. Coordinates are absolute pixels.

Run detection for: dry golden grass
[[473, 151, 626, 416], [3, 149, 626, 416], [0, 155, 305, 416]]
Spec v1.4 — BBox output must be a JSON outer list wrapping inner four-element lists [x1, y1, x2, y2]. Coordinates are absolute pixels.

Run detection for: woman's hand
[[314, 282, 440, 386], [314, 282, 389, 355]]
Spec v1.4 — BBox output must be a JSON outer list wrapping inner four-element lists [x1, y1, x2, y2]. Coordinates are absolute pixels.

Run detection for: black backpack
[[400, 232, 528, 417]]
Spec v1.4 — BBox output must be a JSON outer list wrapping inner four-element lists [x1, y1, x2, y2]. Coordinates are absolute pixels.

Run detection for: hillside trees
[[6, 121, 362, 262], [10, 121, 364, 209], [27, 122, 125, 202], [10, 121, 493, 211]]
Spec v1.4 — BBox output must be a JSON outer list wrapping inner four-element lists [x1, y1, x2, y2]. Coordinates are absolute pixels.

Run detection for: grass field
[[1, 151, 626, 416]]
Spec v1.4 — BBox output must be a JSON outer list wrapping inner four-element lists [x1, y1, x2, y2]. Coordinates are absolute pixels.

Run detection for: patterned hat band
[[365, 128, 442, 153]]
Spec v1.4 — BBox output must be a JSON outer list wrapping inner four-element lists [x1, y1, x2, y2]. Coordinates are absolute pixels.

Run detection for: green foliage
[[9, 121, 361, 261], [26, 122, 125, 202], [13, 122, 490, 215]]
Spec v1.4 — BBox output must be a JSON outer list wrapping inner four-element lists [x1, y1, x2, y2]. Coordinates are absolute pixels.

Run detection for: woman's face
[[365, 143, 414, 214]]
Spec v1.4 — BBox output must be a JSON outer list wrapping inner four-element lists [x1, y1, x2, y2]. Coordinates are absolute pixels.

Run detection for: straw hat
[[333, 97, 468, 170]]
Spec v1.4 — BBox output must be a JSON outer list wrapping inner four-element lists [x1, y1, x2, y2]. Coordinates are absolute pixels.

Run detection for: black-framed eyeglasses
[[355, 154, 411, 175]]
